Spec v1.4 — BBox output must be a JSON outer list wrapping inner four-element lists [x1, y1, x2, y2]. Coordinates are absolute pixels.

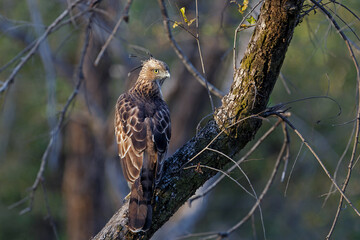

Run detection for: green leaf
[[179, 6, 196, 27], [180, 7, 188, 23], [241, 0, 249, 13], [246, 15, 256, 25]]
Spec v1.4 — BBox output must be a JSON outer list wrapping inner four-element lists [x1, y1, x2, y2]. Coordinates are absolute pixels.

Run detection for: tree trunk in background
[[62, 32, 111, 240], [63, 117, 105, 240], [169, 41, 225, 152]]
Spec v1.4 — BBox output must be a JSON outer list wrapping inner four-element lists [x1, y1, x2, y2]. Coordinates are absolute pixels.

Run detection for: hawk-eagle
[[115, 58, 171, 232]]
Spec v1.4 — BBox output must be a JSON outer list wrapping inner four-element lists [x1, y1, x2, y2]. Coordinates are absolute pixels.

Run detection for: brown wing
[[115, 94, 171, 185], [115, 94, 147, 184], [150, 101, 171, 184]]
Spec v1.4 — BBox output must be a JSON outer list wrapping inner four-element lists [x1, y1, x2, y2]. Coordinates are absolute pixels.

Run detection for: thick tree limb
[[92, 0, 304, 239]]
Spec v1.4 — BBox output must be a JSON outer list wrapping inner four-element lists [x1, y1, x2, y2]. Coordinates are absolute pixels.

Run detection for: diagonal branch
[[0, 0, 84, 94], [309, 1, 360, 238], [157, 0, 224, 99], [94, 0, 133, 66], [92, 0, 305, 239], [9, 12, 93, 218]]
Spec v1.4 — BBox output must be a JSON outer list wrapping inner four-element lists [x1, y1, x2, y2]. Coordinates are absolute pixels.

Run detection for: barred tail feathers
[[128, 153, 156, 232], [128, 178, 151, 232]]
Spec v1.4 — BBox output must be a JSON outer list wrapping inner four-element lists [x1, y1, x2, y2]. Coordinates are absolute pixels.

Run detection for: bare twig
[[183, 164, 254, 198], [0, 0, 84, 94], [27, 0, 59, 167], [175, 231, 218, 240], [40, 179, 59, 240], [325, 5, 360, 42], [281, 121, 291, 182], [189, 119, 282, 204], [9, 13, 93, 216], [187, 119, 286, 239], [279, 72, 292, 94], [167, 19, 197, 38], [182, 120, 286, 240], [223, 119, 288, 237], [182, 113, 263, 168], [308, 1, 360, 238], [195, 0, 214, 112], [0, 40, 36, 73], [322, 124, 355, 206], [330, 1, 360, 22], [275, 112, 360, 216], [233, 0, 263, 70], [205, 147, 267, 240], [94, 0, 133, 66], [157, 0, 224, 99], [284, 142, 304, 196], [0, 5, 93, 77], [66, 0, 77, 27]]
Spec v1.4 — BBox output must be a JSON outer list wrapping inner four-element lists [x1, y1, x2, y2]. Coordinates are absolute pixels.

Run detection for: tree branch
[[92, 0, 304, 239], [0, 0, 84, 94], [157, 0, 224, 99]]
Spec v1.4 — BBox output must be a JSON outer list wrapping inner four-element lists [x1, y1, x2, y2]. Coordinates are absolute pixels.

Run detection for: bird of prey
[[115, 58, 171, 232]]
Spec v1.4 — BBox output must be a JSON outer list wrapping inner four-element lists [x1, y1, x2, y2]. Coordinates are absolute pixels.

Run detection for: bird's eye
[[153, 69, 159, 73]]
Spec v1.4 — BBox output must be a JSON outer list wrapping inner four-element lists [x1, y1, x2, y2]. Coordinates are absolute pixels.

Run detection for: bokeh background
[[1, 0, 360, 239]]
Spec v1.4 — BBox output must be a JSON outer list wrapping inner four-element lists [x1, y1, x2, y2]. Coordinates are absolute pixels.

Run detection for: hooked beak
[[157, 70, 170, 86], [162, 70, 170, 79]]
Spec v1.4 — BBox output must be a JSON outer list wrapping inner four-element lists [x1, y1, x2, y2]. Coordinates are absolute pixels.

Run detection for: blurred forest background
[[0, 0, 360, 239]]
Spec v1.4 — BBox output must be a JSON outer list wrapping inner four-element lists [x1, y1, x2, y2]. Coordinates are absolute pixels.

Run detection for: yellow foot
[[125, 192, 131, 200]]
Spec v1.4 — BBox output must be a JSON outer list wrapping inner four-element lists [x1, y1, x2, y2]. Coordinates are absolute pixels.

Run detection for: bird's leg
[[125, 192, 131, 200], [124, 182, 132, 200]]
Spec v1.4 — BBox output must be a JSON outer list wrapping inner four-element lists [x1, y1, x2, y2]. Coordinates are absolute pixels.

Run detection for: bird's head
[[138, 58, 170, 85]]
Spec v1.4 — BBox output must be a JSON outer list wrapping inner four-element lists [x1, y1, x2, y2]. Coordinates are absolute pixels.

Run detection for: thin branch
[[0, 40, 36, 73], [10, 13, 93, 215], [157, 0, 224, 99], [184, 121, 285, 240], [279, 72, 292, 94], [27, 0, 58, 166], [182, 113, 263, 168], [175, 231, 219, 240], [183, 164, 254, 198], [224, 119, 287, 237], [284, 142, 304, 196], [40, 179, 59, 240], [94, 0, 133, 66], [206, 147, 255, 197], [233, 0, 263, 70], [281, 121, 291, 182], [309, 1, 360, 237], [330, 1, 360, 22], [205, 147, 267, 240], [189, 119, 282, 204], [274, 112, 360, 216], [322, 123, 355, 206], [167, 19, 197, 39], [195, 0, 214, 112], [0, 0, 84, 94], [325, 5, 360, 42], [0, 6, 93, 85]]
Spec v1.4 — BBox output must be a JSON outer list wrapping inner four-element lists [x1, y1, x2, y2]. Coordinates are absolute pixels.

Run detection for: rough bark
[[92, 0, 304, 239]]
